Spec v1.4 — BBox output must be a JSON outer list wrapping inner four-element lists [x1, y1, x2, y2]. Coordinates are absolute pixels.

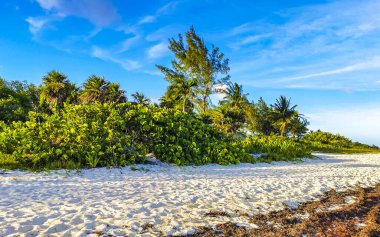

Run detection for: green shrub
[[122, 105, 249, 165], [0, 103, 321, 170], [302, 130, 380, 153], [0, 103, 137, 170], [0, 103, 250, 169], [242, 135, 312, 161]]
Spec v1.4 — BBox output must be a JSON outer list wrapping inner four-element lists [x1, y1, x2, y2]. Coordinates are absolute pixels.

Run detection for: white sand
[[0, 153, 379, 236]]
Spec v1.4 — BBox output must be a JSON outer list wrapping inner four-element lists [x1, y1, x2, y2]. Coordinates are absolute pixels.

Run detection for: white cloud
[[33, 0, 119, 28], [138, 15, 156, 25], [228, 0, 380, 91], [157, 2, 178, 14], [229, 23, 256, 36], [138, 1, 178, 25], [119, 34, 141, 53], [278, 57, 380, 82], [35, 0, 60, 10], [25, 17, 49, 34], [307, 105, 380, 146], [146, 25, 183, 42], [92, 46, 141, 71], [147, 42, 168, 59], [230, 34, 271, 49]]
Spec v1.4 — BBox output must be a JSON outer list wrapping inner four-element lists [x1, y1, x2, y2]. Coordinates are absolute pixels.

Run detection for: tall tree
[[80, 75, 109, 103], [40, 70, 76, 110], [160, 78, 197, 112], [271, 95, 297, 136], [132, 92, 151, 106], [80, 75, 126, 104], [106, 83, 127, 103], [157, 26, 230, 114], [209, 82, 249, 134], [289, 115, 309, 138], [250, 98, 274, 136], [0, 78, 33, 122], [220, 82, 249, 112]]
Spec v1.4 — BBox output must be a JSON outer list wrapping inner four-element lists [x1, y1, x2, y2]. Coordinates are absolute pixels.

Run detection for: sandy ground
[[0, 153, 379, 237], [185, 185, 380, 237]]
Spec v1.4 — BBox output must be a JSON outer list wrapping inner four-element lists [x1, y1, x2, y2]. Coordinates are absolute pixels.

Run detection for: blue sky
[[1, 0, 380, 145]]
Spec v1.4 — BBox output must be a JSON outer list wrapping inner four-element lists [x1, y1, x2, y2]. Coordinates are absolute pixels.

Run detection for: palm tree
[[289, 115, 309, 138], [271, 95, 297, 136], [160, 73, 197, 112], [80, 76, 126, 104], [40, 70, 76, 110], [220, 82, 249, 112], [106, 83, 127, 103], [80, 75, 109, 103], [131, 92, 151, 106], [176, 79, 197, 112]]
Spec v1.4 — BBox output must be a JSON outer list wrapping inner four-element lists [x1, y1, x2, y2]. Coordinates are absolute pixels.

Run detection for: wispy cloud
[[34, 0, 119, 27], [277, 57, 380, 82], [34, 0, 60, 10], [25, 16, 49, 35], [229, 33, 271, 49], [119, 34, 141, 53], [26, 0, 120, 40], [91, 46, 141, 71], [138, 1, 178, 25], [27, 0, 147, 72], [229, 23, 256, 36], [138, 16, 156, 25], [228, 0, 380, 91], [146, 25, 183, 42], [26, 0, 182, 73], [147, 42, 169, 59]]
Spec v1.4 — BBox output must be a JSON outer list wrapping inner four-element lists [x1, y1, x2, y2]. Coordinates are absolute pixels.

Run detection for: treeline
[[0, 27, 377, 170], [0, 70, 311, 170], [0, 27, 309, 138]]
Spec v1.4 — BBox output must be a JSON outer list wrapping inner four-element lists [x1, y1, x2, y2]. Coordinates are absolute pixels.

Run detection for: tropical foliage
[[0, 27, 376, 170], [302, 130, 379, 153], [242, 136, 312, 161], [0, 103, 249, 169], [157, 27, 230, 114], [80, 75, 126, 104], [131, 92, 151, 106], [0, 78, 35, 122], [40, 70, 77, 111]]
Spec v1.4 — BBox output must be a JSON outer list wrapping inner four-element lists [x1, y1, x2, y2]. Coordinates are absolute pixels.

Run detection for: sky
[[0, 0, 379, 145]]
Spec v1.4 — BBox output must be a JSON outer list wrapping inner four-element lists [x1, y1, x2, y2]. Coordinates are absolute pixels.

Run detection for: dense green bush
[[0, 103, 137, 169], [242, 135, 312, 161], [147, 109, 249, 165], [0, 103, 250, 169], [302, 130, 352, 147], [8, 103, 377, 171], [115, 104, 249, 165]]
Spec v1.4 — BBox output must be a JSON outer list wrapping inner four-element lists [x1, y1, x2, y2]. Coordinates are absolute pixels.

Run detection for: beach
[[1, 153, 379, 236]]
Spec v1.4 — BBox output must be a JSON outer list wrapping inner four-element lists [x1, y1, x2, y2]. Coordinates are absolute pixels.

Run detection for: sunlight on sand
[[0, 153, 379, 236]]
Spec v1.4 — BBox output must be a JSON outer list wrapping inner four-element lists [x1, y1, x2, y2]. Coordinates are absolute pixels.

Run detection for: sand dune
[[0, 153, 379, 236]]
